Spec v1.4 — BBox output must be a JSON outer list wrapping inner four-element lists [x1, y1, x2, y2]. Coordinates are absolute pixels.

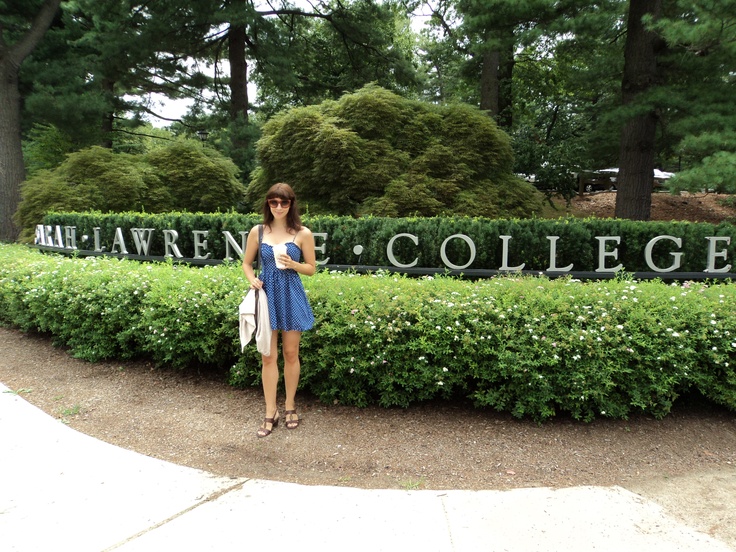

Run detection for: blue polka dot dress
[[260, 241, 314, 331]]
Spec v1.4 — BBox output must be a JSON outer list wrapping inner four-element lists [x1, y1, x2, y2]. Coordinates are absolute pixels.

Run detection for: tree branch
[[7, 0, 64, 66]]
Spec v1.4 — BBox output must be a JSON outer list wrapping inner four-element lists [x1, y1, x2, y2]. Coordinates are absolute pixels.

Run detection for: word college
[[36, 224, 733, 275]]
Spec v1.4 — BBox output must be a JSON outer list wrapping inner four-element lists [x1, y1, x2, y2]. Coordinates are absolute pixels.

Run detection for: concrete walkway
[[1, 381, 733, 552]]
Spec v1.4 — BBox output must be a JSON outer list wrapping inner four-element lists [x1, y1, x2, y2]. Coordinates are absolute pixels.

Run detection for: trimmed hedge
[[1, 243, 734, 422], [41, 211, 736, 275]]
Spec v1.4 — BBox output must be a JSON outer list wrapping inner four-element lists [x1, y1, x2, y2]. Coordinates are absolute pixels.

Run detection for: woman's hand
[[278, 253, 292, 269], [250, 278, 263, 290]]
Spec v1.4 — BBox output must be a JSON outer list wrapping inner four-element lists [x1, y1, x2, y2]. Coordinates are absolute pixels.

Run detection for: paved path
[[1, 382, 733, 552]]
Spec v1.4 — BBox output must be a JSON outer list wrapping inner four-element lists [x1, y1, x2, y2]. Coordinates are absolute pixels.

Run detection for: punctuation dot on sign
[[353, 245, 364, 255]]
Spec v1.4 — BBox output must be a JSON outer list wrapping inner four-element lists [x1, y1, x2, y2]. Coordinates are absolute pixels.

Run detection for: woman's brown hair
[[262, 183, 302, 232]]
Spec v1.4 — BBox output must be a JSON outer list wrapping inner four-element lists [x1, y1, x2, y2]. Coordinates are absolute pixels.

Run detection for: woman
[[242, 183, 316, 437]]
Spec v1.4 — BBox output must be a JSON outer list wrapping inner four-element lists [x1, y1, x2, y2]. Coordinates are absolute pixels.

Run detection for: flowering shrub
[[1, 244, 734, 421]]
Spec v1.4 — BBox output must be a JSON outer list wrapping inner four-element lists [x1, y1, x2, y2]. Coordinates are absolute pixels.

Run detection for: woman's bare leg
[[282, 331, 302, 423], [261, 331, 280, 420]]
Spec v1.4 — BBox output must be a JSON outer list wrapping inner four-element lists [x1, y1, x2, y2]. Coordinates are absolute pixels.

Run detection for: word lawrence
[[35, 224, 733, 274]]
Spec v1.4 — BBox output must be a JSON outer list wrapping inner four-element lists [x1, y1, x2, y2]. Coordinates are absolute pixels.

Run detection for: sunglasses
[[267, 199, 291, 208]]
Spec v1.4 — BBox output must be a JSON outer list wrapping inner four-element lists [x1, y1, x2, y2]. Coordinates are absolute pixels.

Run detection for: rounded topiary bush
[[247, 84, 544, 218], [15, 142, 245, 242]]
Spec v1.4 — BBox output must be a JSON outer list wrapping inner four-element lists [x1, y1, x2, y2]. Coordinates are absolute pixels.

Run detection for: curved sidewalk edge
[[1, 381, 732, 552]]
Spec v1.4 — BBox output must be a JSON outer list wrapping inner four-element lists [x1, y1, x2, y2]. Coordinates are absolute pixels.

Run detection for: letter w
[[130, 228, 155, 256]]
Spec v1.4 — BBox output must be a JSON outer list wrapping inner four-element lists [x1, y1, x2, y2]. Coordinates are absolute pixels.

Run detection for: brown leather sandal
[[285, 409, 300, 430], [257, 411, 279, 437]]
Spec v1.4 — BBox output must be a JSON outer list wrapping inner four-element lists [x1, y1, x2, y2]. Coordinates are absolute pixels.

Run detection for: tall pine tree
[[0, 0, 63, 241]]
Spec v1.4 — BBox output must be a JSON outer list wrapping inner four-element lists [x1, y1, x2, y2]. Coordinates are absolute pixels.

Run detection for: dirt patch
[[555, 191, 736, 224], [1, 193, 735, 547]]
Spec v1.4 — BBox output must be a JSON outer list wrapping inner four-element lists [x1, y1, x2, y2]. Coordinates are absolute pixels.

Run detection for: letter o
[[440, 234, 476, 270]]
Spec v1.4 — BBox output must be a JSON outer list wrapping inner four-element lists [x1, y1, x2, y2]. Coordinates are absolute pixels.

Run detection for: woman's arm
[[287, 227, 317, 277]]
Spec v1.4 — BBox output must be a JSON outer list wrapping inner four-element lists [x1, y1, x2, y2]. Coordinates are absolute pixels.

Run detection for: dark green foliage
[[252, 0, 420, 117], [650, 0, 736, 194], [247, 85, 544, 218]]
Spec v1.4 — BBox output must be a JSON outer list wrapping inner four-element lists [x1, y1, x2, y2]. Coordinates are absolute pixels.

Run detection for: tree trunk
[[480, 49, 499, 116], [0, 0, 63, 242], [101, 78, 115, 148], [0, 63, 25, 241], [614, 0, 662, 221], [228, 24, 249, 124], [478, 32, 514, 128], [497, 38, 514, 128]]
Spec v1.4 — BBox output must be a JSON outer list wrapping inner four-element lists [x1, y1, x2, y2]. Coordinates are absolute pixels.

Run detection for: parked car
[[653, 169, 676, 189], [577, 168, 675, 193], [577, 169, 618, 193]]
